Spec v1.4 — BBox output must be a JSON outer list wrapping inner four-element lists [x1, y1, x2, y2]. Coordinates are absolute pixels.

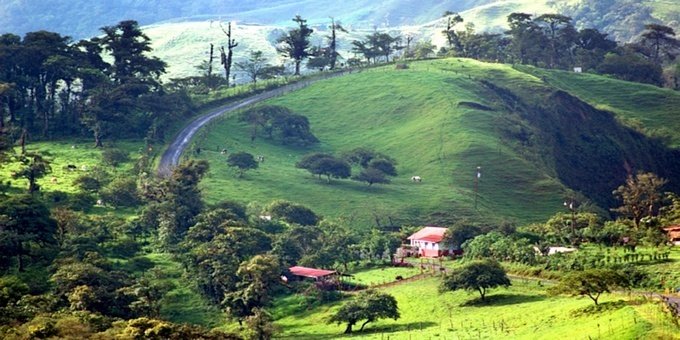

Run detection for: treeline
[[0, 20, 192, 146], [344, 12, 680, 88]]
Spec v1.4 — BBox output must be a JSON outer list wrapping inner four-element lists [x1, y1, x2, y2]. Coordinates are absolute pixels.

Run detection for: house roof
[[289, 266, 336, 279], [408, 226, 448, 243], [663, 224, 680, 232]]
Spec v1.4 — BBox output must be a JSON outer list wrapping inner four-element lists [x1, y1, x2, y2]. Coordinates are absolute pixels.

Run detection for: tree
[[329, 290, 399, 334], [222, 255, 281, 325], [245, 307, 277, 340], [296, 153, 351, 182], [99, 20, 166, 85], [550, 269, 627, 305], [367, 158, 397, 177], [535, 14, 576, 68], [12, 152, 51, 193], [413, 40, 436, 59], [440, 260, 510, 301], [277, 16, 314, 76], [352, 167, 390, 186], [597, 51, 663, 85], [443, 222, 481, 249], [327, 18, 347, 70], [638, 24, 680, 65], [505, 13, 543, 65], [227, 152, 258, 177], [0, 194, 57, 271], [236, 50, 272, 86], [267, 200, 319, 226], [219, 22, 239, 87], [442, 12, 464, 53], [612, 172, 667, 229]]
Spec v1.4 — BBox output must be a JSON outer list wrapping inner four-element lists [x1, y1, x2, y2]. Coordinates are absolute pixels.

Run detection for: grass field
[[271, 274, 680, 339], [515, 65, 680, 148], [192, 59, 568, 227]]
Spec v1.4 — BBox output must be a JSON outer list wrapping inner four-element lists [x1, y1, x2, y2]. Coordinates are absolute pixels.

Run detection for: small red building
[[406, 226, 456, 257], [663, 225, 680, 246], [288, 266, 337, 281]]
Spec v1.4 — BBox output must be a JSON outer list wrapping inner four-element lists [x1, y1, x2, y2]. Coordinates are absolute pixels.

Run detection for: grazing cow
[[96, 199, 103, 206], [71, 145, 76, 149], [395, 275, 404, 281], [81, 165, 89, 171], [411, 176, 422, 182], [220, 148, 228, 155], [256, 155, 265, 162], [259, 215, 272, 221], [50, 177, 58, 183], [67, 164, 77, 171]]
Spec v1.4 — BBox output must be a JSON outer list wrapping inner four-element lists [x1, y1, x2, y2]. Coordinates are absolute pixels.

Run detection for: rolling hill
[[187, 58, 680, 228]]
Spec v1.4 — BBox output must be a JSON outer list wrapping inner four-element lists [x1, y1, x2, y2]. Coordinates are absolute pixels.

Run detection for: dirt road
[[157, 71, 349, 177]]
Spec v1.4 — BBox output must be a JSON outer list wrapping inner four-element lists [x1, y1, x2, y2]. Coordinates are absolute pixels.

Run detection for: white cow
[[411, 176, 422, 182]]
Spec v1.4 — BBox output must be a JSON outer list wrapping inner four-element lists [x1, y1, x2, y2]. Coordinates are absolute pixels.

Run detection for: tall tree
[[442, 12, 464, 53], [534, 14, 575, 68], [12, 152, 51, 193], [639, 24, 680, 65], [219, 22, 238, 87], [236, 50, 273, 86], [277, 16, 314, 76], [612, 172, 667, 229], [327, 17, 347, 70], [99, 20, 166, 85], [0, 194, 57, 271], [506, 13, 542, 65]]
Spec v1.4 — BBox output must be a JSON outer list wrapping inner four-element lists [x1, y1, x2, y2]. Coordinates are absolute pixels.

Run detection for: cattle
[[80, 165, 89, 171], [411, 176, 422, 182], [96, 199, 104, 206], [66, 164, 77, 171], [220, 148, 228, 155], [50, 177, 58, 183], [256, 155, 265, 162], [395, 275, 404, 281]]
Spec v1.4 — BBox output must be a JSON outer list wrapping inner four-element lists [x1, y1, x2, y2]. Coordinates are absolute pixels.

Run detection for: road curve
[[157, 71, 350, 177]]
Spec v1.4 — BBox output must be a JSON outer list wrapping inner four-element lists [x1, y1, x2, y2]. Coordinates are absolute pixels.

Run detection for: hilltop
[[1, 1, 676, 45], [188, 58, 680, 227]]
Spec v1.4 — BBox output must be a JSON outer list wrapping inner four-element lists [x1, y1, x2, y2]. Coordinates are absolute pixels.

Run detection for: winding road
[[157, 71, 350, 177]]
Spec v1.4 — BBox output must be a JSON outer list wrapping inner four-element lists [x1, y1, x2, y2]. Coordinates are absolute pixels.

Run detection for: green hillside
[[190, 58, 680, 227]]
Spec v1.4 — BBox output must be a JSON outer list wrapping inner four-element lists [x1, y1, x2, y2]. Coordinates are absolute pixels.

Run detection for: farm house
[[405, 226, 459, 257]]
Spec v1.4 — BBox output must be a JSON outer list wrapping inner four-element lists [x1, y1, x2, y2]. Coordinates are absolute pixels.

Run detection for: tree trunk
[[478, 287, 486, 300], [295, 60, 301, 75], [344, 322, 354, 334], [359, 319, 371, 331]]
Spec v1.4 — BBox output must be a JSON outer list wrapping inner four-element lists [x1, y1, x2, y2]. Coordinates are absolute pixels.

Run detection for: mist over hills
[[1, 0, 677, 42]]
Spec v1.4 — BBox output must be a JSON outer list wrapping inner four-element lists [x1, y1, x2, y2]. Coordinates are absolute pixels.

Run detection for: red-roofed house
[[664, 225, 680, 246], [406, 226, 456, 257]]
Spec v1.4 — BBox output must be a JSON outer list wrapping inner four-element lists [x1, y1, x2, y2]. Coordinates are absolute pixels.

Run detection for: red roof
[[408, 226, 447, 243], [289, 266, 336, 279], [663, 225, 680, 231], [418, 234, 445, 243]]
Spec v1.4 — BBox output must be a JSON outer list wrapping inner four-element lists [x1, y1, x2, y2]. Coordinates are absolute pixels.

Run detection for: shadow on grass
[[460, 293, 545, 307], [276, 321, 439, 339], [572, 300, 627, 316]]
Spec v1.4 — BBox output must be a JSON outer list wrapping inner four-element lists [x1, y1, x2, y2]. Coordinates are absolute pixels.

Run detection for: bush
[[74, 175, 102, 192], [101, 149, 129, 167], [100, 178, 140, 207], [66, 192, 96, 212]]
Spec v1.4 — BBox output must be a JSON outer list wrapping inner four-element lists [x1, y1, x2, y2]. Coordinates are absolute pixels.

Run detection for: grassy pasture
[[271, 274, 679, 339], [192, 59, 567, 227]]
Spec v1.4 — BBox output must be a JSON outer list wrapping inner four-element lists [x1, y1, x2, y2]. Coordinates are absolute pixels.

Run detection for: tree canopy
[[440, 259, 511, 301], [329, 290, 399, 334]]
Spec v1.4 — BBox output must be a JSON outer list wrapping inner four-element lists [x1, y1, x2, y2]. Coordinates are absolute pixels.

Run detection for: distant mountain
[[1, 0, 677, 41]]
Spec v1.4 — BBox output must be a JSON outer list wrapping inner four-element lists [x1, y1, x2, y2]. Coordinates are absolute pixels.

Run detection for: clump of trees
[[295, 148, 398, 186], [296, 153, 351, 182], [227, 152, 259, 177], [239, 105, 318, 146]]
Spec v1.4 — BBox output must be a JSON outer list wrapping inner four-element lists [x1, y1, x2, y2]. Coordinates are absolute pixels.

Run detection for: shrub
[[101, 149, 129, 167], [100, 178, 140, 207]]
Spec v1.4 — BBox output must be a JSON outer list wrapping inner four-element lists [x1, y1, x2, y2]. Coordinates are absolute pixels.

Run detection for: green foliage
[[100, 177, 140, 207], [244, 307, 277, 340], [612, 172, 667, 229], [296, 153, 351, 182], [267, 200, 319, 226], [222, 254, 281, 324], [440, 259, 511, 301], [463, 232, 538, 265], [101, 148, 130, 167], [329, 290, 400, 334], [277, 16, 314, 75], [598, 51, 663, 85], [227, 152, 259, 177], [549, 269, 628, 305], [352, 167, 390, 186], [0, 194, 57, 271], [444, 222, 482, 249], [11, 153, 51, 193]]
